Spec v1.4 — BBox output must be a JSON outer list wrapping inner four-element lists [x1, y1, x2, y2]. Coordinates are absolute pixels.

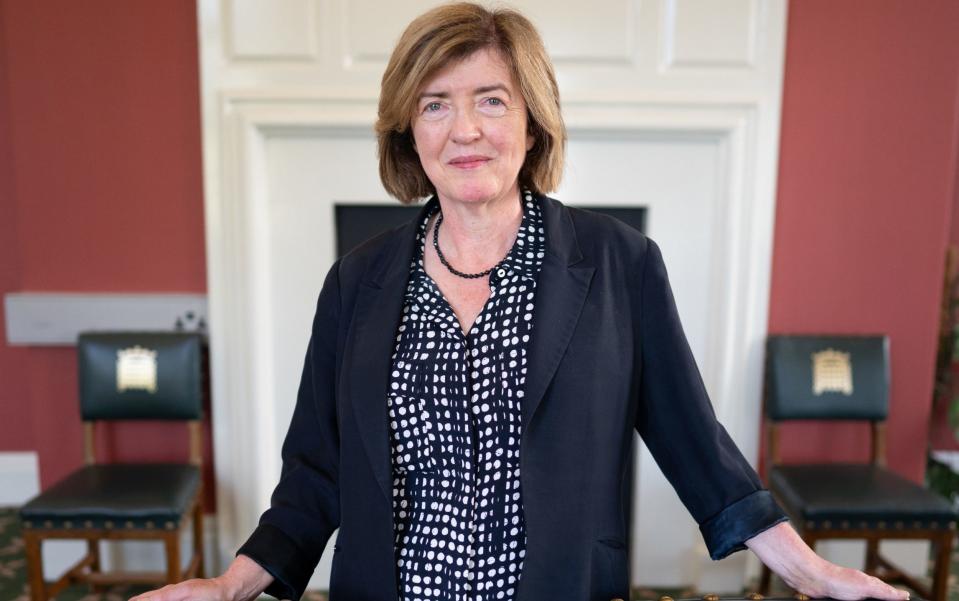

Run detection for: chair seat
[[20, 464, 200, 531], [770, 464, 957, 531]]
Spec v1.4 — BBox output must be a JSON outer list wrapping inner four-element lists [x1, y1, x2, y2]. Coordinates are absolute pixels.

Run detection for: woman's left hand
[[746, 521, 910, 600]]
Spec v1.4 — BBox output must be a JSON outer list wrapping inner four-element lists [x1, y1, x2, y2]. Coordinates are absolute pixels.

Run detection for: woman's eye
[[480, 97, 508, 116], [419, 101, 447, 121]]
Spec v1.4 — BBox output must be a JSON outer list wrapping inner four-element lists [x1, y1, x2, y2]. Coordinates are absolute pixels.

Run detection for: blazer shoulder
[[551, 199, 653, 261], [336, 222, 407, 281]]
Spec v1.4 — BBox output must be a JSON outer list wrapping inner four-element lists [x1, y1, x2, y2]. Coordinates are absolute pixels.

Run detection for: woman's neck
[[433, 188, 523, 272]]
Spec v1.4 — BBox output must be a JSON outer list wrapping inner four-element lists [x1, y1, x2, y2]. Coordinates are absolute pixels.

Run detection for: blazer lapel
[[346, 204, 429, 504], [522, 197, 595, 432]]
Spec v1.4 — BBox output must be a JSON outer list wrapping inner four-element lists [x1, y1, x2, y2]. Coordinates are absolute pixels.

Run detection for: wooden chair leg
[[864, 537, 880, 575], [193, 501, 205, 578], [23, 531, 46, 601], [758, 563, 772, 595], [86, 538, 105, 593], [86, 538, 100, 573], [165, 531, 182, 584], [931, 532, 954, 601]]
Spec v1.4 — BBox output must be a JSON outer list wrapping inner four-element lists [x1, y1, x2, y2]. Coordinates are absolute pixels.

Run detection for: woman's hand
[[746, 521, 909, 600], [128, 554, 273, 601], [128, 577, 231, 601]]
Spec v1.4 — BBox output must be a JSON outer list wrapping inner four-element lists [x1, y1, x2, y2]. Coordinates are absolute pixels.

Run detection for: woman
[[135, 4, 910, 601]]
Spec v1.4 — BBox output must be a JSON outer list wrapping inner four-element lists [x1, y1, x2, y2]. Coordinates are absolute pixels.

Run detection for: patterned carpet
[[0, 507, 951, 600]]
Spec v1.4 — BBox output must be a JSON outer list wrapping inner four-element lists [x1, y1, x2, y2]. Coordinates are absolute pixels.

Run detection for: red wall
[[0, 0, 31, 454], [0, 0, 213, 507], [766, 0, 959, 482]]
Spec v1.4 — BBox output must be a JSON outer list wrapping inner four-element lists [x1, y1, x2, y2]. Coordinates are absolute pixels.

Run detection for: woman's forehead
[[419, 47, 516, 94]]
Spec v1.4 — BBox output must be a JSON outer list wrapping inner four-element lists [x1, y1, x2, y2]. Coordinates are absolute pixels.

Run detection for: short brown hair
[[375, 2, 566, 204]]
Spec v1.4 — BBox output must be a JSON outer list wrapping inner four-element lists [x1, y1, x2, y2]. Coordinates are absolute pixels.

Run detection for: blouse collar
[[414, 189, 546, 284]]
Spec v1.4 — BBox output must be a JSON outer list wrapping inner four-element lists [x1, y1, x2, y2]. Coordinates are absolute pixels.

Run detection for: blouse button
[[496, 268, 506, 278]]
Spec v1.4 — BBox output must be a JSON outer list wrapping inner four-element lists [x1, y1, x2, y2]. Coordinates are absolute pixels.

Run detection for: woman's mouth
[[448, 155, 491, 169]]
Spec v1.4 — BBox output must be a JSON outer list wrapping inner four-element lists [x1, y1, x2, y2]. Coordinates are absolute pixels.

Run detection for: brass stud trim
[[63, 521, 73, 529], [84, 520, 93, 528], [659, 596, 674, 601], [165, 521, 175, 530], [703, 594, 720, 601], [747, 593, 764, 600], [104, 520, 114, 529]]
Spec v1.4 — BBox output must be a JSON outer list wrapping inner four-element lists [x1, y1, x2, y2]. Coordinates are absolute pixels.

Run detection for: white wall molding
[[3, 293, 207, 345], [0, 451, 40, 506]]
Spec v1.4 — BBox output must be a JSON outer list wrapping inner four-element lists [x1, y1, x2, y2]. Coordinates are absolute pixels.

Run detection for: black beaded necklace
[[431, 209, 511, 280]]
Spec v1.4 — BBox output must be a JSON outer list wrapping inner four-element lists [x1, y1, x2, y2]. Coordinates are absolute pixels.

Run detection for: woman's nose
[[450, 107, 481, 144]]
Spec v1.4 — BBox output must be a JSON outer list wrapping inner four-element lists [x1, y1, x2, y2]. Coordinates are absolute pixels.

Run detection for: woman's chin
[[440, 181, 515, 206]]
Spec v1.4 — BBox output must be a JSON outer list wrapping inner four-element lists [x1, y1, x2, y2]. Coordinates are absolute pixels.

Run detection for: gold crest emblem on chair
[[811, 348, 853, 396]]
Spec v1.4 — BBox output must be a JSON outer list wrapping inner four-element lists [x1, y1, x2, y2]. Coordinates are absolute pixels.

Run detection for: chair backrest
[[765, 334, 889, 422], [78, 332, 204, 421]]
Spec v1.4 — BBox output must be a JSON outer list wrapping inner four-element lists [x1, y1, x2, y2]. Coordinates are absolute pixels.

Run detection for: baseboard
[[815, 539, 930, 576], [685, 540, 748, 594], [100, 513, 220, 576], [0, 451, 40, 505]]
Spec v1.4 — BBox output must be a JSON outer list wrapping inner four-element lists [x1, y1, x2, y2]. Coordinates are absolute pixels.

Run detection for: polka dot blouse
[[387, 190, 546, 601]]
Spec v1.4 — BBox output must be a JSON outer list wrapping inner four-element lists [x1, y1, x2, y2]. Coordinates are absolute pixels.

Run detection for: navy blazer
[[238, 194, 786, 601]]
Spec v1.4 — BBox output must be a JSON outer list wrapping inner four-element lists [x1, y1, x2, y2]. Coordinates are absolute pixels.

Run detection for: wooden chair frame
[[22, 420, 205, 601], [759, 419, 954, 601]]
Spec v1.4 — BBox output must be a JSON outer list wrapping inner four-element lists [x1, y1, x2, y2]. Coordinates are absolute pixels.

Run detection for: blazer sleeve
[[634, 239, 787, 560], [236, 260, 343, 600]]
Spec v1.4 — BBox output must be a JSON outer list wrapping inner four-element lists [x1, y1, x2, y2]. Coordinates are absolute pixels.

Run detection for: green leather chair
[[19, 332, 206, 601], [759, 335, 957, 601]]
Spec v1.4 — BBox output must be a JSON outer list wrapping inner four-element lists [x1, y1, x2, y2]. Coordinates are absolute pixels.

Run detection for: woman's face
[[411, 47, 534, 208]]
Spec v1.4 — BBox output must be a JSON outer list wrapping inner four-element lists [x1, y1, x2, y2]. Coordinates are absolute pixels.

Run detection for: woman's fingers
[[815, 565, 909, 601], [859, 573, 909, 601], [128, 578, 226, 601]]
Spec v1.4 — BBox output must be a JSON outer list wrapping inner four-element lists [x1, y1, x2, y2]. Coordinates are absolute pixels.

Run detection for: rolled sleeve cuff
[[237, 523, 314, 601], [699, 489, 788, 560]]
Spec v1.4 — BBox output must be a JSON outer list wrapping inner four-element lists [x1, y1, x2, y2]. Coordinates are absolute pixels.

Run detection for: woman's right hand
[[129, 554, 274, 601]]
